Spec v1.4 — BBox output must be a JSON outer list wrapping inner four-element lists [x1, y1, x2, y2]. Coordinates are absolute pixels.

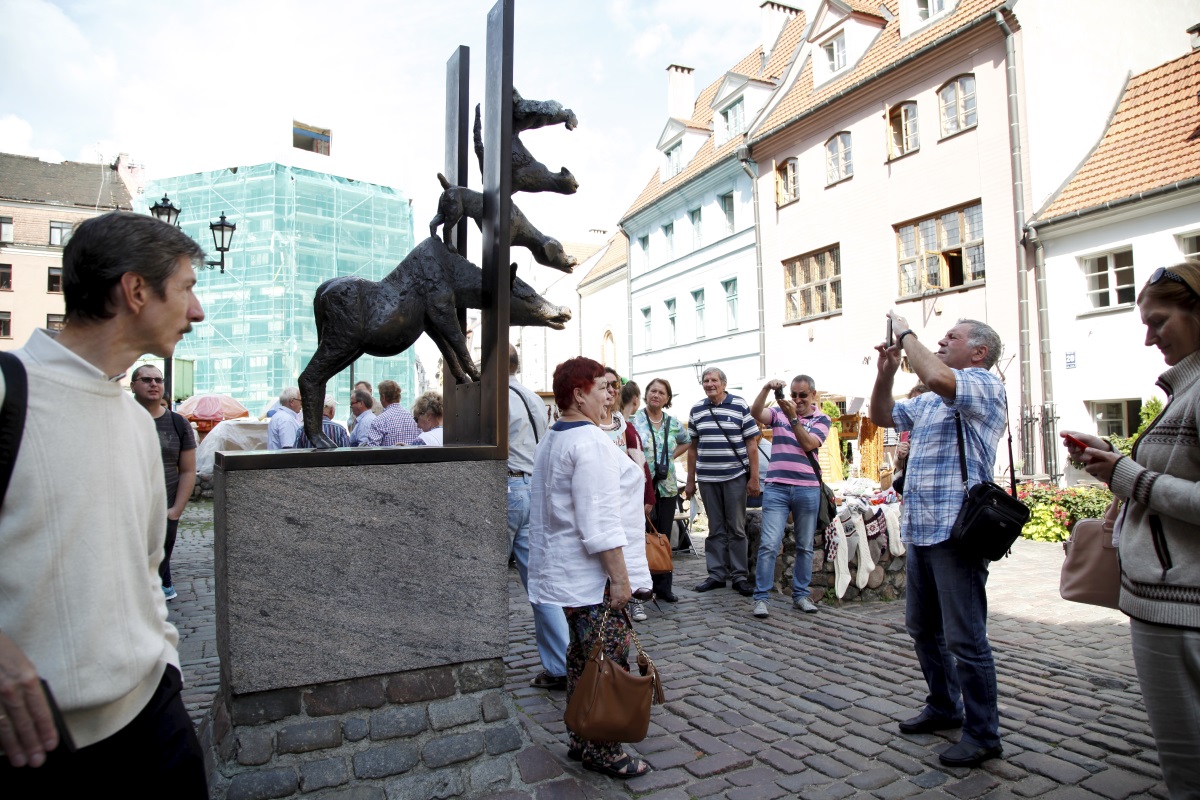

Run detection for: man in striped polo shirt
[[684, 367, 761, 595]]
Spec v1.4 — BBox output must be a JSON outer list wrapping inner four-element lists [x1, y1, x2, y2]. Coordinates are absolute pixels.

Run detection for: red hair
[[553, 357, 605, 412]]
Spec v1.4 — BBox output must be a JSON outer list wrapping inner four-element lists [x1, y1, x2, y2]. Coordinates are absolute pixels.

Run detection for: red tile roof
[[753, 0, 1008, 141], [578, 231, 628, 289], [621, 12, 808, 221], [1036, 48, 1200, 224]]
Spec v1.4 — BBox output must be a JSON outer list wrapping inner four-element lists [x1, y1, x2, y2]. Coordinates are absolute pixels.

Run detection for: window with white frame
[[689, 208, 702, 249], [718, 99, 745, 144], [1090, 399, 1141, 438], [719, 193, 735, 235], [784, 245, 842, 322], [47, 266, 62, 293], [824, 33, 847, 73], [1179, 232, 1200, 259], [825, 133, 853, 184], [665, 143, 683, 178], [642, 307, 652, 350], [692, 289, 705, 339], [0, 264, 10, 291], [49, 221, 71, 247], [1082, 248, 1135, 309], [0, 311, 9, 338], [662, 222, 674, 261], [916, 0, 946, 21], [723, 278, 738, 331], [776, 158, 799, 205], [0, 217, 12, 243], [939, 75, 977, 137], [638, 235, 649, 268], [888, 102, 920, 158], [46, 314, 65, 332], [896, 203, 985, 295], [666, 298, 677, 345]]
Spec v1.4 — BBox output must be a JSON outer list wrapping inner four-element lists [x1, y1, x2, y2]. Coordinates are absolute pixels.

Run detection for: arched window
[[938, 75, 976, 137], [824, 133, 853, 184], [602, 330, 616, 367]]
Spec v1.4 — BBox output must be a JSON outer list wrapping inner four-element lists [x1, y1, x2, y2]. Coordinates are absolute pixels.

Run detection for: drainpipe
[[737, 145, 767, 380], [1024, 226, 1059, 482], [995, 9, 1035, 475], [618, 223, 633, 378]]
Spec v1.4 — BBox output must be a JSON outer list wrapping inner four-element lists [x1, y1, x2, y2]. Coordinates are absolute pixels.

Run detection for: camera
[[773, 386, 784, 402]]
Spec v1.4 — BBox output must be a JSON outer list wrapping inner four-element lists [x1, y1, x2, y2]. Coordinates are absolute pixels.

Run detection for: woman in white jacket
[[527, 357, 653, 780]]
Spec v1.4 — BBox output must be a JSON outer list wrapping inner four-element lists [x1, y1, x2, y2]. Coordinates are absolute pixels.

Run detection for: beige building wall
[[0, 201, 98, 350]]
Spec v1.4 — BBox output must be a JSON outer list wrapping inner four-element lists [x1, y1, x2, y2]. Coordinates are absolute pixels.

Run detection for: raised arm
[[750, 381, 778, 426], [890, 311, 956, 402]]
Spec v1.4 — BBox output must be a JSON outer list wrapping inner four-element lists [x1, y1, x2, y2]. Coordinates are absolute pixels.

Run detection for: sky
[[0, 0, 794, 246]]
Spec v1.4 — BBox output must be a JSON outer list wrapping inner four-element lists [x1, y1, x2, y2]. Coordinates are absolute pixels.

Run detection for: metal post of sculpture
[[297, 0, 580, 450]]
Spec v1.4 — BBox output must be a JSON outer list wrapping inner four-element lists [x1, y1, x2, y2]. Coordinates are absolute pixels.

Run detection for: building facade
[[0, 153, 137, 350], [146, 162, 417, 414]]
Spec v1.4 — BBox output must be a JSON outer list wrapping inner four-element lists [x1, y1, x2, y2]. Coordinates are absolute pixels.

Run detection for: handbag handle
[[596, 606, 666, 705]]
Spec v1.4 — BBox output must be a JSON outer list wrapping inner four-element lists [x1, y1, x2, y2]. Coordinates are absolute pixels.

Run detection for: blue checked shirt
[[366, 403, 421, 446], [891, 368, 1007, 546]]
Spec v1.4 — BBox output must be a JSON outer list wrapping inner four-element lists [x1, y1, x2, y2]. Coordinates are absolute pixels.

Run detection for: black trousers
[[1, 665, 207, 797], [159, 517, 180, 588]]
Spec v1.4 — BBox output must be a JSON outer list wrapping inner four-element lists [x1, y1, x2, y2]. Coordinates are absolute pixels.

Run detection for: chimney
[[1189, 22, 1200, 50], [761, 1, 801, 70], [666, 65, 695, 120]]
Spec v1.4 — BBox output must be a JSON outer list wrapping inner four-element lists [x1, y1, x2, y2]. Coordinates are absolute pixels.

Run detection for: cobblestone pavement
[[174, 501, 1164, 799]]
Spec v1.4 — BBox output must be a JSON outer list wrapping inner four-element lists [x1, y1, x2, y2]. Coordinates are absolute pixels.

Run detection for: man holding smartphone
[[869, 312, 1007, 769], [0, 212, 208, 794]]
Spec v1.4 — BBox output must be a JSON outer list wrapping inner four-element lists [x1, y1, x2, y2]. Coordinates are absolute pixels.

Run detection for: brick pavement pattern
[[172, 501, 1165, 798]]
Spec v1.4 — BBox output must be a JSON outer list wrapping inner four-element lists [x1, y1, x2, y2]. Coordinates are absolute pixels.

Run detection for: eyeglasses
[[136, 377, 164, 384], [1150, 267, 1200, 300], [791, 392, 810, 399]]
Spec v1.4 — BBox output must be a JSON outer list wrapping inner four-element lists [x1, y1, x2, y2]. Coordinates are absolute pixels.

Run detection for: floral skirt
[[563, 603, 633, 765]]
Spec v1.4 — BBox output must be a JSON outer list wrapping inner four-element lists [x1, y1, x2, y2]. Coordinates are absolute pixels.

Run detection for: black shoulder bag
[[648, 415, 671, 483], [0, 351, 28, 507], [948, 410, 1029, 561], [803, 448, 838, 534]]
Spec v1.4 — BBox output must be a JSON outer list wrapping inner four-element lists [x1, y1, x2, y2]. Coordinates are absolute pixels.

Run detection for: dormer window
[[938, 75, 977, 137], [916, 0, 946, 21], [824, 33, 847, 73], [665, 143, 683, 178], [717, 99, 745, 145]]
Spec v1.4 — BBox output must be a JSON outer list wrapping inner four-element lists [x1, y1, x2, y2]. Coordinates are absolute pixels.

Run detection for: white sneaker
[[631, 601, 647, 622], [753, 600, 769, 618]]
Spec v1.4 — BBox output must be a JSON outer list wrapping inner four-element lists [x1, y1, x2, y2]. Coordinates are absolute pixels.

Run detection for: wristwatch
[[897, 329, 915, 346], [788, 417, 800, 427]]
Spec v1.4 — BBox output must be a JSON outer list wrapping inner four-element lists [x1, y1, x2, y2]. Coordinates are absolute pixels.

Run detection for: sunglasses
[[1150, 267, 1200, 300], [791, 391, 810, 399], [136, 376, 164, 384]]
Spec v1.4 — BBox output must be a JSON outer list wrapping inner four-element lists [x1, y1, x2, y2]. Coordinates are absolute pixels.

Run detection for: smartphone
[[886, 317, 894, 347], [773, 386, 784, 402], [40, 678, 77, 753], [1062, 433, 1089, 450]]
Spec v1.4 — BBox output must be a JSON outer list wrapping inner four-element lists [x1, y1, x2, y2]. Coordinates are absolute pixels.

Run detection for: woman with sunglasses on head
[[748, 375, 831, 618], [527, 357, 652, 779], [598, 367, 626, 448], [1063, 259, 1200, 796]]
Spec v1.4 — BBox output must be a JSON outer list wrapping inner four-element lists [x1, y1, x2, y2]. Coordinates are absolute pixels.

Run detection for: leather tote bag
[[1059, 500, 1121, 609], [564, 608, 665, 743], [645, 520, 673, 575]]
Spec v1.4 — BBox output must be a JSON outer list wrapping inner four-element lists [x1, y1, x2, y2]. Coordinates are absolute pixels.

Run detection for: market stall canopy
[[177, 394, 250, 434]]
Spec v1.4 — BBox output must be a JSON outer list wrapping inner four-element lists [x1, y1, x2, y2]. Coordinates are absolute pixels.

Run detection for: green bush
[[1015, 481, 1113, 543]]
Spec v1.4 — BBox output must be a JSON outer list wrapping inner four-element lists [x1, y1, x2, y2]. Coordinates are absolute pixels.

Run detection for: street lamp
[[149, 194, 181, 227], [693, 358, 706, 384], [207, 212, 236, 274]]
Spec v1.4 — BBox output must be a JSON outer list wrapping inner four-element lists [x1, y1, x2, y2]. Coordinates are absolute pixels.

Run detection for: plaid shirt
[[366, 403, 421, 446], [891, 368, 1006, 546]]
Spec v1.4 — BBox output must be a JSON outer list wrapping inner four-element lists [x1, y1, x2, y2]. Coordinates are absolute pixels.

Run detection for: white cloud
[[0, 115, 66, 162]]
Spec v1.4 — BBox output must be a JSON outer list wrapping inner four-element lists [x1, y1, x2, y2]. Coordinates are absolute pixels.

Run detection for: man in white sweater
[[0, 211, 208, 795]]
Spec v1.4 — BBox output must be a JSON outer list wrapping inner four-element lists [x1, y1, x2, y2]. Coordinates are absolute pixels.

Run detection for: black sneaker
[[529, 671, 567, 690]]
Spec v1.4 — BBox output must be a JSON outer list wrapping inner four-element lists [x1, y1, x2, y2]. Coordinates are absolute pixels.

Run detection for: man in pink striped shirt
[[748, 375, 831, 618]]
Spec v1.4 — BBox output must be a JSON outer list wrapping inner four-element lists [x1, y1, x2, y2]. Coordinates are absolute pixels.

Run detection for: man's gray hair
[[323, 395, 336, 412], [279, 387, 300, 404], [957, 319, 1002, 369], [351, 389, 373, 407], [792, 374, 816, 392], [701, 367, 727, 384]]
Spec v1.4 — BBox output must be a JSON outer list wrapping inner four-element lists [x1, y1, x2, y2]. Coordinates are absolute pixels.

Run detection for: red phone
[[1062, 433, 1089, 450]]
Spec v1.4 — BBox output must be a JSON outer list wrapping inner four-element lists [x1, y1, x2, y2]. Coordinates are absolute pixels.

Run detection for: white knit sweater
[[0, 330, 179, 748]]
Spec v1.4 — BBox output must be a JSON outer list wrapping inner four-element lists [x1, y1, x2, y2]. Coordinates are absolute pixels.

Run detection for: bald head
[[509, 344, 519, 375]]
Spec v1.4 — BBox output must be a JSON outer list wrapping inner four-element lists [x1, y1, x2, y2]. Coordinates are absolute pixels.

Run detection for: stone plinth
[[215, 460, 509, 693]]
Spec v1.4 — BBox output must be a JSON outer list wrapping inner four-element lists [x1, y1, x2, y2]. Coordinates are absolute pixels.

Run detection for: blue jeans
[[508, 475, 569, 678], [754, 482, 819, 602], [905, 540, 1000, 749]]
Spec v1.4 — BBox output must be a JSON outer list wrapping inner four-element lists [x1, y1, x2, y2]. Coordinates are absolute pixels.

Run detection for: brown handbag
[[1059, 499, 1121, 609], [645, 519, 673, 575], [564, 608, 666, 743]]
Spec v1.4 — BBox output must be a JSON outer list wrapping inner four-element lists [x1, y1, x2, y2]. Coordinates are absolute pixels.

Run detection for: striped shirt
[[687, 393, 760, 483], [295, 417, 351, 449], [891, 368, 1006, 546], [764, 407, 831, 487]]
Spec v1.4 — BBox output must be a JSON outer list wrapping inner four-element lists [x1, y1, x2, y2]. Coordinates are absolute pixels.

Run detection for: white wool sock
[[884, 504, 905, 556], [851, 512, 874, 589], [832, 516, 850, 598]]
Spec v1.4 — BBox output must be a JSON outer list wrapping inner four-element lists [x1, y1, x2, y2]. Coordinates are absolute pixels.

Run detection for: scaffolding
[[146, 163, 417, 414]]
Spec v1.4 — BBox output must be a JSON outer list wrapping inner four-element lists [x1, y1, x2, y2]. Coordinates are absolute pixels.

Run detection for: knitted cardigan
[[1110, 349, 1200, 629]]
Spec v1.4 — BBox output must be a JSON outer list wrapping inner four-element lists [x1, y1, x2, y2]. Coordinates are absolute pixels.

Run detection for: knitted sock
[[884, 504, 905, 556], [851, 512, 874, 589], [832, 517, 850, 598]]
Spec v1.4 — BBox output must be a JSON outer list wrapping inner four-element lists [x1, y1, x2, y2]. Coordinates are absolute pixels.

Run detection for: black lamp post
[[693, 358, 706, 385], [145, 194, 237, 403]]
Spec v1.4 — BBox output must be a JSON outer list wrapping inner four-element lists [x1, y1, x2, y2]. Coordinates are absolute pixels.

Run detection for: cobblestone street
[[171, 501, 1164, 799]]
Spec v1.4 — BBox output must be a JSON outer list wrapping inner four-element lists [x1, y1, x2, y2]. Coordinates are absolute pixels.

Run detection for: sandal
[[567, 745, 582, 762], [583, 753, 651, 780]]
